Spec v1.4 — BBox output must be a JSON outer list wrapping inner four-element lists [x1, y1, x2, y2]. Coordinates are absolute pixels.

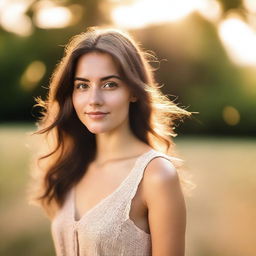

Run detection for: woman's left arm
[[143, 157, 186, 256]]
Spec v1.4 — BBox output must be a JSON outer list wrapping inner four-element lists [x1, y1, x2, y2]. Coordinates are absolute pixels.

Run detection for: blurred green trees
[[0, 0, 255, 135]]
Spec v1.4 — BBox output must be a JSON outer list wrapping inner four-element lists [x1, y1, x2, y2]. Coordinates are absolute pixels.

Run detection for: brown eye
[[75, 83, 88, 90], [104, 82, 118, 88]]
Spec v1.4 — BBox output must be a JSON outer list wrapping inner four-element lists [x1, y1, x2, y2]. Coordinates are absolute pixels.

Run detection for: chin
[[86, 125, 113, 134]]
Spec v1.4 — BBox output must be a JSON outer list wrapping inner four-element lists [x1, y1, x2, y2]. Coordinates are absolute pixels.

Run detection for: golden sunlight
[[0, 0, 33, 36], [244, 0, 256, 13], [218, 15, 256, 66], [34, 1, 73, 29], [196, 0, 222, 22], [111, 0, 221, 29]]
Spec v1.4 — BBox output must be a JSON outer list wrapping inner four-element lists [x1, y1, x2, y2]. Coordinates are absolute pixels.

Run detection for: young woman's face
[[72, 51, 135, 134]]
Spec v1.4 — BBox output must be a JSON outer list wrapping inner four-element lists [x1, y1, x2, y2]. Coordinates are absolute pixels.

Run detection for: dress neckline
[[71, 148, 154, 224]]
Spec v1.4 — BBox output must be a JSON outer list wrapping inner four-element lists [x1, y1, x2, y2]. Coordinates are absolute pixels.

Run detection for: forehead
[[75, 51, 119, 77]]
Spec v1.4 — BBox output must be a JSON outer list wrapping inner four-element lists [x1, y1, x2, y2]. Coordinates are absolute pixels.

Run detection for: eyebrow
[[74, 75, 122, 82]]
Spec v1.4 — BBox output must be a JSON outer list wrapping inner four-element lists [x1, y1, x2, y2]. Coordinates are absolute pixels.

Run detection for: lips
[[87, 112, 108, 115], [86, 111, 109, 120]]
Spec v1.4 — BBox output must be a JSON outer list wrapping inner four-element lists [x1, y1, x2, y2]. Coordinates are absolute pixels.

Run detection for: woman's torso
[[51, 148, 181, 256], [74, 148, 151, 234]]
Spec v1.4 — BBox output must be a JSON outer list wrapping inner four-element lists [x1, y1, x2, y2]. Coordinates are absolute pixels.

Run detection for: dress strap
[[123, 149, 183, 221]]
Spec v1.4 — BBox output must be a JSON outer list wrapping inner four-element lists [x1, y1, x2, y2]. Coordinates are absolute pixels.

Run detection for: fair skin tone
[[72, 51, 186, 256]]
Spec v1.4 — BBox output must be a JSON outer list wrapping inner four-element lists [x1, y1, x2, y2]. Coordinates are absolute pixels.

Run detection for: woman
[[29, 26, 192, 256]]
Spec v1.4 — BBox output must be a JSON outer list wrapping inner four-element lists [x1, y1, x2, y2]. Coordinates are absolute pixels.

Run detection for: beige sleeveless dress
[[51, 148, 181, 256]]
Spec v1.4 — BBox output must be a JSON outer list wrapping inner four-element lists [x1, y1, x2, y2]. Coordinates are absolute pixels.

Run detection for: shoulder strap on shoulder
[[123, 149, 183, 221]]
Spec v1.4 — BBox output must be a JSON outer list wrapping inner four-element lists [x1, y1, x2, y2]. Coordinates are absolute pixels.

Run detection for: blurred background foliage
[[0, 0, 256, 256], [0, 0, 255, 135]]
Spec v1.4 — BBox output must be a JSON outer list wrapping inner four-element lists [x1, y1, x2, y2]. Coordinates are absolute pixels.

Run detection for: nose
[[88, 85, 104, 106]]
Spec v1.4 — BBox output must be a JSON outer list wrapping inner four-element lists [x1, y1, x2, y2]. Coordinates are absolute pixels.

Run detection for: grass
[[174, 136, 256, 256], [0, 124, 255, 256], [0, 123, 55, 256]]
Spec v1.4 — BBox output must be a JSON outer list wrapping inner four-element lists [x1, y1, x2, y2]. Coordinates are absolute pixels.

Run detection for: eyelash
[[75, 81, 118, 90]]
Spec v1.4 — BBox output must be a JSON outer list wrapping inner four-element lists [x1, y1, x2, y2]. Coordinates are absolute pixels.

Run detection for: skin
[[72, 51, 186, 256]]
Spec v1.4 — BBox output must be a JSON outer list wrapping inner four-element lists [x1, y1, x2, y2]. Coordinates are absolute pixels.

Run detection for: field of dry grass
[[0, 124, 255, 256]]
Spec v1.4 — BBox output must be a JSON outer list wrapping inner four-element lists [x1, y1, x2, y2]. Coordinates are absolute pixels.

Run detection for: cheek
[[107, 91, 130, 110], [72, 93, 87, 112]]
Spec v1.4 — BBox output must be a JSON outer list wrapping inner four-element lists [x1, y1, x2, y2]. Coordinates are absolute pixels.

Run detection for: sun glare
[[111, 0, 221, 29], [0, 0, 33, 36], [34, 6, 73, 29], [218, 15, 256, 66], [244, 0, 256, 13], [196, 0, 222, 22]]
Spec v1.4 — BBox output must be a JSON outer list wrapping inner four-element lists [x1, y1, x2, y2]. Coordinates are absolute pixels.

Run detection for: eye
[[103, 81, 118, 89], [75, 83, 88, 90]]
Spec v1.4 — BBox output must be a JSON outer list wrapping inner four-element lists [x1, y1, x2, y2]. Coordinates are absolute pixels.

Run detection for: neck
[[94, 121, 150, 165]]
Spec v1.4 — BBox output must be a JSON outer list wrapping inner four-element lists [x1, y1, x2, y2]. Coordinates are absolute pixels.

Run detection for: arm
[[143, 157, 186, 256]]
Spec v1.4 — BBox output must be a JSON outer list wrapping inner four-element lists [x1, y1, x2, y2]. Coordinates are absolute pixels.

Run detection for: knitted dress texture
[[51, 149, 181, 256]]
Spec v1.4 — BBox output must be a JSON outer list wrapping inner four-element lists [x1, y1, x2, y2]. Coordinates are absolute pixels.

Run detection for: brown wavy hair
[[28, 26, 194, 218]]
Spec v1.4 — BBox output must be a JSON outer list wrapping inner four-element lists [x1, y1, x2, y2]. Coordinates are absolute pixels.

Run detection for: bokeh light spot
[[222, 106, 240, 126], [34, 6, 73, 29], [111, 0, 221, 29], [0, 0, 33, 36], [244, 0, 256, 13], [196, 0, 222, 22], [218, 15, 256, 66], [20, 61, 46, 91]]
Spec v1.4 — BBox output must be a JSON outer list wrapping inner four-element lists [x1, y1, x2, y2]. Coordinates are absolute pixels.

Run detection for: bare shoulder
[[142, 156, 186, 255], [141, 155, 184, 210], [143, 156, 180, 194]]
